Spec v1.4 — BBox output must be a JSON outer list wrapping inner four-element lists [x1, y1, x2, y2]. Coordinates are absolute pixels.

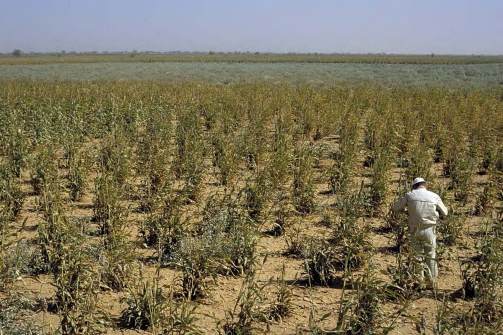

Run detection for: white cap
[[412, 177, 426, 186]]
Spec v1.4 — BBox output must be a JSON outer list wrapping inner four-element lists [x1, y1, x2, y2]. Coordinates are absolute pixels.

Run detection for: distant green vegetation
[[1, 52, 503, 66], [1, 61, 503, 88]]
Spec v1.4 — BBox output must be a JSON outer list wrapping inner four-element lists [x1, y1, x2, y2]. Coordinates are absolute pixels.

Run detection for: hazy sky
[[1, 0, 502, 54]]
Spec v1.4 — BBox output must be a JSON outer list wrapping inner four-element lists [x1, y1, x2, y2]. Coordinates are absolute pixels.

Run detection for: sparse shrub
[[2, 239, 50, 280], [222, 224, 260, 276], [0, 297, 43, 334], [199, 202, 259, 276]]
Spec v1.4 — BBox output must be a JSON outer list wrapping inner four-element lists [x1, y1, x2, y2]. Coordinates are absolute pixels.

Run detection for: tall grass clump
[[442, 124, 476, 203], [93, 171, 125, 238], [121, 276, 201, 334], [336, 264, 398, 334], [404, 142, 433, 183], [237, 99, 269, 171], [291, 142, 316, 214], [141, 192, 187, 263], [200, 198, 259, 276], [369, 149, 393, 217], [328, 110, 360, 195], [267, 109, 294, 189], [173, 106, 206, 202], [30, 140, 59, 196], [136, 106, 172, 210], [64, 137, 90, 202], [171, 196, 259, 300], [363, 108, 396, 216], [97, 129, 133, 189], [3, 121, 30, 178], [332, 186, 373, 273], [219, 270, 266, 335], [93, 170, 137, 289], [0, 163, 25, 221], [304, 237, 339, 286], [457, 220, 503, 331], [209, 120, 240, 186], [437, 204, 464, 246], [243, 170, 271, 221], [39, 207, 106, 334]]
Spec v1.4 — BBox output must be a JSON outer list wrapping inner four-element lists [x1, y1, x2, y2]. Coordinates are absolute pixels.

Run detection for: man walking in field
[[393, 177, 448, 288]]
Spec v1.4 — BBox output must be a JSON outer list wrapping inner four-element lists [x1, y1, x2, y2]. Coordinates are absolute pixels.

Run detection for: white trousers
[[410, 226, 437, 282]]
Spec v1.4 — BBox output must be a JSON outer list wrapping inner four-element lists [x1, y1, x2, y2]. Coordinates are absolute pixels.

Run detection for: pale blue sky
[[1, 0, 502, 54]]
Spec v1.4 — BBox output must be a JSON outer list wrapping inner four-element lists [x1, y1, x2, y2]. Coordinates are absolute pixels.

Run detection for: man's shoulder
[[425, 189, 441, 198], [408, 188, 440, 199], [423, 189, 443, 203]]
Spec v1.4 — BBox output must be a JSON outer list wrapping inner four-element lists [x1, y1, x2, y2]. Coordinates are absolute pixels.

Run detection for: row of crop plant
[[1, 80, 503, 333]]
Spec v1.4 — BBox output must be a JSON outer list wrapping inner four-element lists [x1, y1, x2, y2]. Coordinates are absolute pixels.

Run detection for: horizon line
[[2, 51, 503, 57]]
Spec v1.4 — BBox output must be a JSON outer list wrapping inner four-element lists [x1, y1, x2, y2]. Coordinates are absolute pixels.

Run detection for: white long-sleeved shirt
[[393, 187, 448, 227]]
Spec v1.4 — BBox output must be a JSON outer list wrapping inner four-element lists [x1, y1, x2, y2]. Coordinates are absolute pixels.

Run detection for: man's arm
[[392, 196, 407, 213], [436, 196, 448, 218]]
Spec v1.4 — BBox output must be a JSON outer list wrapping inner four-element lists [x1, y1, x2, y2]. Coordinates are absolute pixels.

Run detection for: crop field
[[1, 56, 503, 334], [2, 61, 503, 88], [2, 53, 503, 66]]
